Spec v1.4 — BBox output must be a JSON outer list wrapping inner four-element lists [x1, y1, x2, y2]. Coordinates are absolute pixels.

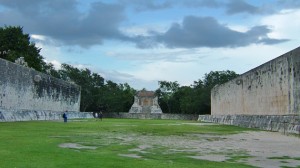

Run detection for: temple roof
[[137, 90, 156, 97]]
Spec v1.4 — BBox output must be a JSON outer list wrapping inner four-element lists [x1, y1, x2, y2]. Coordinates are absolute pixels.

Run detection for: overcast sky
[[1, 0, 300, 90]]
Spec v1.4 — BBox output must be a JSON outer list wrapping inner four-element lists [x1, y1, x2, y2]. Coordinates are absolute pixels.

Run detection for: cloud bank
[[135, 16, 289, 48], [0, 0, 292, 49]]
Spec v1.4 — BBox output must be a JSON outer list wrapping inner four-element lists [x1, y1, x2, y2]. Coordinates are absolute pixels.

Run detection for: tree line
[[0, 26, 239, 114]]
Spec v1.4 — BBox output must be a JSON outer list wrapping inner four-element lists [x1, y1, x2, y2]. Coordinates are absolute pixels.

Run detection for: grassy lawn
[[0, 118, 257, 168]]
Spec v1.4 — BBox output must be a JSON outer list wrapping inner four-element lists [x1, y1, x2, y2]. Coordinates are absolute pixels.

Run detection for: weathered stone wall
[[0, 58, 81, 112], [198, 115, 300, 134], [211, 46, 300, 115], [0, 109, 196, 122], [0, 108, 93, 122], [104, 112, 198, 120]]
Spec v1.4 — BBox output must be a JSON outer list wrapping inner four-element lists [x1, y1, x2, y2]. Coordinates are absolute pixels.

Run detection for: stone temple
[[129, 90, 162, 113]]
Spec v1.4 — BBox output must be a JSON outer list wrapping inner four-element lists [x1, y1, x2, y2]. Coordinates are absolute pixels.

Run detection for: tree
[[57, 64, 135, 112], [99, 81, 135, 113], [119, 83, 136, 111], [155, 71, 239, 115], [203, 70, 239, 89], [58, 64, 105, 112], [200, 70, 239, 112], [189, 79, 210, 114], [174, 86, 193, 114], [101, 80, 122, 112], [43, 62, 61, 78], [157, 81, 180, 113], [0, 26, 49, 72]]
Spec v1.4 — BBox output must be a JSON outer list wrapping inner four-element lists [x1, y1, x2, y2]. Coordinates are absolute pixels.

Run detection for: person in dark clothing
[[63, 111, 67, 123], [99, 112, 103, 121]]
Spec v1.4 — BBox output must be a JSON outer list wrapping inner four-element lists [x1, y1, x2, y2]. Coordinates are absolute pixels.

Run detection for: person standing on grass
[[63, 111, 68, 123], [99, 111, 103, 121]]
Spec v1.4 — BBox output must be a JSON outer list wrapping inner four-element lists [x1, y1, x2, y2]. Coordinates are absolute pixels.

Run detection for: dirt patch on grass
[[188, 155, 228, 162], [59, 143, 97, 150], [108, 131, 300, 168], [118, 153, 142, 159], [220, 131, 300, 168], [129, 145, 152, 154], [57, 123, 300, 168]]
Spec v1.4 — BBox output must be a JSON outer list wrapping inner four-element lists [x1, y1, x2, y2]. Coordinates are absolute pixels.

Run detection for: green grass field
[[0, 118, 257, 168]]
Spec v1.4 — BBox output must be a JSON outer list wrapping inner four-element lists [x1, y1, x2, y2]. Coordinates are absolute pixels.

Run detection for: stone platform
[[0, 108, 93, 122], [198, 115, 300, 134]]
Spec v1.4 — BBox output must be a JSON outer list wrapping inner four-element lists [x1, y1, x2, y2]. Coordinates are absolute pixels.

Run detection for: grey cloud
[[277, 0, 300, 9], [224, 0, 300, 15], [225, 0, 261, 15], [0, 0, 290, 49], [0, 0, 78, 18], [181, 0, 274, 15], [115, 0, 281, 16], [183, 0, 223, 8], [106, 48, 207, 63], [118, 0, 222, 12], [245, 26, 289, 44], [118, 0, 173, 11], [0, 0, 127, 47], [135, 16, 289, 48], [258, 38, 289, 45], [134, 35, 159, 49]]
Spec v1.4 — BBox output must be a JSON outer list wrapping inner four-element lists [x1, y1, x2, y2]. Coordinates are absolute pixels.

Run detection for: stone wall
[[0, 109, 196, 122], [103, 112, 198, 120], [211, 46, 300, 115], [0, 58, 81, 112], [198, 115, 300, 134], [0, 108, 93, 122]]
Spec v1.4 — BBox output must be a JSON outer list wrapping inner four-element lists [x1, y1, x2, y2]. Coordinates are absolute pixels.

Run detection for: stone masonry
[[0, 57, 81, 112], [199, 46, 300, 134], [129, 90, 162, 113], [211, 46, 300, 116]]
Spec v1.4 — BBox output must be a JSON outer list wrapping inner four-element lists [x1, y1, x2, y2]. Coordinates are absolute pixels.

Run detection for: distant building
[[129, 90, 162, 113]]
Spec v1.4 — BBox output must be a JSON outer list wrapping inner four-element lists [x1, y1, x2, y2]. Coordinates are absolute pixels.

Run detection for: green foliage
[[0, 26, 51, 72], [58, 64, 104, 111], [156, 71, 239, 114], [156, 81, 180, 113], [195, 70, 239, 113], [57, 64, 135, 112], [203, 70, 239, 88], [99, 81, 135, 112]]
